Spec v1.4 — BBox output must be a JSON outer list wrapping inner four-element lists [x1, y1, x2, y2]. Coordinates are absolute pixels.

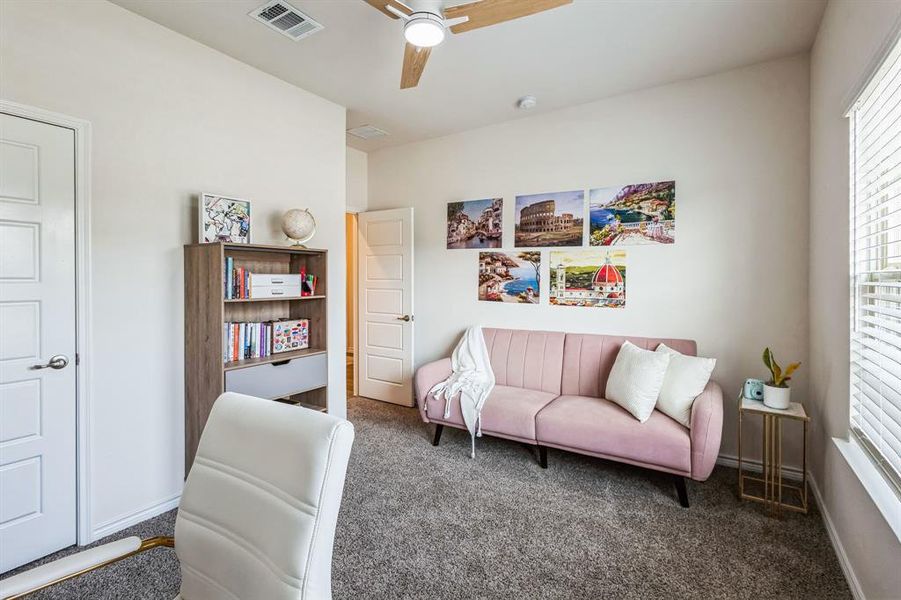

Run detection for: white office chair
[[1, 392, 355, 600]]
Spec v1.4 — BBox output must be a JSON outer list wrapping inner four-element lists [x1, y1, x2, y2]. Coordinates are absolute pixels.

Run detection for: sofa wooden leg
[[432, 424, 444, 447], [538, 445, 548, 469], [674, 475, 689, 508]]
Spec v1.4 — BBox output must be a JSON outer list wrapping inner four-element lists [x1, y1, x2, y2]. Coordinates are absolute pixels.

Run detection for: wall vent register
[[347, 124, 389, 140], [249, 0, 323, 41]]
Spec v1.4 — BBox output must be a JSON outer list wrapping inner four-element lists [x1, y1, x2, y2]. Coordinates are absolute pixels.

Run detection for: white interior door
[[357, 208, 414, 406], [0, 113, 77, 572]]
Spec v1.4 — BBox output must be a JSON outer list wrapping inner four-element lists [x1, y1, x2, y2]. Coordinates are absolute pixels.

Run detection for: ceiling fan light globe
[[404, 14, 445, 47]]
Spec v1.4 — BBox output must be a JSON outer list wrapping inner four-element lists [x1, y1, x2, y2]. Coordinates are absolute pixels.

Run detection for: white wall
[[368, 55, 810, 465], [346, 147, 369, 212], [810, 1, 901, 597], [0, 0, 347, 539]]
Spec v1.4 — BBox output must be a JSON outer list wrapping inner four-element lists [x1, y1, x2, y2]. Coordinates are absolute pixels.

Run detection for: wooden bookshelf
[[184, 242, 328, 471]]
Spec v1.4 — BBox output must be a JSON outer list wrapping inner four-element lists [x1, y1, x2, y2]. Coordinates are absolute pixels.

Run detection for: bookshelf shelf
[[223, 347, 327, 371], [184, 242, 328, 471], [224, 295, 325, 304], [293, 400, 328, 413]]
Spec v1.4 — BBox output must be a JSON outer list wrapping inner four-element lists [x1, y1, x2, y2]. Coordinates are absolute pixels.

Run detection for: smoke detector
[[516, 95, 538, 110], [347, 125, 389, 140], [249, 1, 323, 41]]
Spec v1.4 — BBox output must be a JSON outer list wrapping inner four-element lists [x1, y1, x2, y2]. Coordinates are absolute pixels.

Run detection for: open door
[[357, 208, 414, 406]]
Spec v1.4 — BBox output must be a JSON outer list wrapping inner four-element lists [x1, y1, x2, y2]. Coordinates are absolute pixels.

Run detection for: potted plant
[[761, 348, 800, 409]]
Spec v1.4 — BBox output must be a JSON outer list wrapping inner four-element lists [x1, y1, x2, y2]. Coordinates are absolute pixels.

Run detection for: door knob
[[31, 354, 69, 370], [396, 315, 412, 322]]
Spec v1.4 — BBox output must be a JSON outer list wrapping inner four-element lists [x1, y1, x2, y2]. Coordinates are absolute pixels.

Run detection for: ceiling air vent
[[347, 125, 389, 140], [250, 0, 323, 41]]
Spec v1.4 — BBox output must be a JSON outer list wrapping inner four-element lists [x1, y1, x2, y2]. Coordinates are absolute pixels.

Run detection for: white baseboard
[[89, 493, 181, 543], [716, 453, 805, 481], [716, 453, 864, 599], [808, 474, 865, 600]]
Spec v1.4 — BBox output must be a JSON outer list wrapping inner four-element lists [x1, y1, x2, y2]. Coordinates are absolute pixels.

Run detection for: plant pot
[[763, 384, 791, 409]]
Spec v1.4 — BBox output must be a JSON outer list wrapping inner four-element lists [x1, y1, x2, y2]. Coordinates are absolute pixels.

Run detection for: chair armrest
[[689, 380, 724, 482], [0, 536, 172, 599], [414, 357, 452, 423]]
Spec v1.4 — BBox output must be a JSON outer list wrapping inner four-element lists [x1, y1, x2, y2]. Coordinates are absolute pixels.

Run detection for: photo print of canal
[[478, 251, 540, 304], [550, 249, 626, 308], [589, 181, 675, 245], [446, 198, 503, 249], [514, 190, 584, 247]]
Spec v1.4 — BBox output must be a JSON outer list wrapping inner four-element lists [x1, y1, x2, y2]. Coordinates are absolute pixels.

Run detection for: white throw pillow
[[655, 343, 717, 428], [605, 341, 672, 423]]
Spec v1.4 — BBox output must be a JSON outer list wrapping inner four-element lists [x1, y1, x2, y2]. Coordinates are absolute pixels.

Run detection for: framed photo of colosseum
[[446, 198, 503, 249], [514, 190, 584, 247], [589, 181, 675, 245], [478, 251, 540, 304], [550, 249, 626, 308]]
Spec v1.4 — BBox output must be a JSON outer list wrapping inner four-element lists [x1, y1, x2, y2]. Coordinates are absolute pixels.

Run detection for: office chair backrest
[[175, 393, 355, 599]]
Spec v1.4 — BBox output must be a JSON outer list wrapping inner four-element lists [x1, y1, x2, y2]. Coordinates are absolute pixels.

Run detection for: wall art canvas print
[[200, 193, 252, 244], [515, 190, 584, 247], [478, 251, 540, 304], [446, 198, 503, 249], [589, 181, 675, 246], [550, 249, 626, 308]]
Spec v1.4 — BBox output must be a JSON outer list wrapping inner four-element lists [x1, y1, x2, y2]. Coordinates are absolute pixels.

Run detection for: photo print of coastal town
[[478, 252, 540, 304], [550, 249, 626, 308], [589, 181, 675, 245], [514, 190, 584, 247], [446, 198, 503, 249]]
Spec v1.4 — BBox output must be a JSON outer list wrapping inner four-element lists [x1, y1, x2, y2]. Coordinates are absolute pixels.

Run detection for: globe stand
[[285, 236, 309, 249]]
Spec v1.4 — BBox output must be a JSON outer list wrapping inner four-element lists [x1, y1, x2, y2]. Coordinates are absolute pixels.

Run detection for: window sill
[[832, 436, 901, 543]]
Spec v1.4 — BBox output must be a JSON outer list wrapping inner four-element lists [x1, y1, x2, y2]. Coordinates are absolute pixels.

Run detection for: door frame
[[0, 99, 95, 546], [345, 207, 363, 397]]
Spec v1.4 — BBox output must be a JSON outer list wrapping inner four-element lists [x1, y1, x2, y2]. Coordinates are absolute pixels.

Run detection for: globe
[[281, 208, 316, 246]]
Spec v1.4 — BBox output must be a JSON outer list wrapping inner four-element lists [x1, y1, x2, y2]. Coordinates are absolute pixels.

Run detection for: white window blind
[[850, 34, 901, 494]]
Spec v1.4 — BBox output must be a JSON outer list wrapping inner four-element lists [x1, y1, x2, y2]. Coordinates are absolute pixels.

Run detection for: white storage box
[[250, 274, 301, 298]]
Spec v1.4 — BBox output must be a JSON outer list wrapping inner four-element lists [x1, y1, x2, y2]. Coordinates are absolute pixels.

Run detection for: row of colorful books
[[224, 322, 272, 362], [224, 257, 250, 299], [222, 318, 309, 363]]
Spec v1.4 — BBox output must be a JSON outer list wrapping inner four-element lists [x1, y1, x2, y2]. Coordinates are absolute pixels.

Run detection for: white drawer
[[252, 274, 300, 286], [250, 283, 301, 298], [225, 353, 327, 399]]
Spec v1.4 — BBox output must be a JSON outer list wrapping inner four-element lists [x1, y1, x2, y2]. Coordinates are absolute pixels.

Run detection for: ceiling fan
[[363, 0, 573, 89]]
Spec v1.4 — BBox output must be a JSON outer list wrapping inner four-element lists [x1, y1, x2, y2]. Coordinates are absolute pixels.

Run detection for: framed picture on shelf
[[199, 192, 252, 244]]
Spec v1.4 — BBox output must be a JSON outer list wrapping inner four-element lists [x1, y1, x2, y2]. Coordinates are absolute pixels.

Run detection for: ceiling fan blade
[[444, 0, 572, 34], [400, 42, 431, 89], [362, 0, 413, 19]]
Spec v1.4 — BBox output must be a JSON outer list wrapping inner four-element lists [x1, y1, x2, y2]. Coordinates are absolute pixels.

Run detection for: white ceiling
[[111, 0, 826, 152]]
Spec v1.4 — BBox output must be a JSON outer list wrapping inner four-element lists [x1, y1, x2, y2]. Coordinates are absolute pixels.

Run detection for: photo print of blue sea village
[[589, 181, 675, 245]]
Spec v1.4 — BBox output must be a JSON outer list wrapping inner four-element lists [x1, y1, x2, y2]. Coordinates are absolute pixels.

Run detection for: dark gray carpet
[[5, 397, 850, 599]]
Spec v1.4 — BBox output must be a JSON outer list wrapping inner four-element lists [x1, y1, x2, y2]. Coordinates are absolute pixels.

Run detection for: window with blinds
[[850, 34, 901, 495]]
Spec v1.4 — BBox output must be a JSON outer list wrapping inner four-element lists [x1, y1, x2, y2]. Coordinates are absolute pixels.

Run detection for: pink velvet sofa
[[414, 328, 723, 507]]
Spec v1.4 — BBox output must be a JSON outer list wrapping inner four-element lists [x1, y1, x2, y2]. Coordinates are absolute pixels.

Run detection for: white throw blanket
[[429, 326, 495, 458]]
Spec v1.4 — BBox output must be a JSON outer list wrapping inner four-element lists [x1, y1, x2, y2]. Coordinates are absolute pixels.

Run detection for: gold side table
[[737, 394, 809, 515]]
